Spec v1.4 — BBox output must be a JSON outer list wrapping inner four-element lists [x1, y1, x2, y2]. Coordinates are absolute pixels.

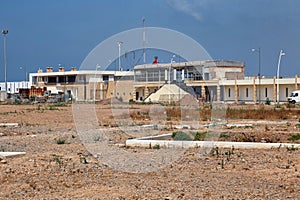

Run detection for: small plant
[[56, 138, 66, 145], [265, 98, 271, 105], [286, 145, 298, 152], [287, 134, 300, 141], [52, 154, 62, 166], [194, 132, 207, 141], [220, 133, 230, 139], [55, 103, 67, 107], [153, 144, 160, 149], [80, 157, 88, 164], [49, 105, 58, 110], [172, 131, 192, 141]]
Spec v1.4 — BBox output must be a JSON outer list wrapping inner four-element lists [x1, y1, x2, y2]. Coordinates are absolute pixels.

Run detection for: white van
[[288, 90, 300, 104]]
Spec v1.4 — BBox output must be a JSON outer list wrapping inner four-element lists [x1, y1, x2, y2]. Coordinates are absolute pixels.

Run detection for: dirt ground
[[0, 103, 299, 199]]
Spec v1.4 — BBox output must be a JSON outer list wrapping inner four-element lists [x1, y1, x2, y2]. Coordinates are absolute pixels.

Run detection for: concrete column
[[217, 85, 220, 102], [235, 79, 238, 104], [273, 76, 277, 103], [181, 69, 184, 81], [201, 82, 205, 101], [100, 84, 103, 100], [133, 87, 136, 101], [295, 75, 298, 90], [159, 70, 161, 82], [173, 69, 177, 81], [165, 69, 168, 82], [253, 77, 257, 103], [145, 87, 149, 99]]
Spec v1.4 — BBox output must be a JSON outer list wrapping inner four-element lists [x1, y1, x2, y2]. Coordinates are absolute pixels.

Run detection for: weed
[[194, 131, 207, 141], [286, 145, 298, 152], [153, 144, 160, 149], [56, 138, 66, 145], [52, 154, 62, 166], [49, 105, 58, 110], [172, 131, 192, 141], [55, 103, 67, 107], [80, 157, 88, 164], [265, 98, 271, 105], [220, 133, 230, 139], [288, 134, 300, 141]]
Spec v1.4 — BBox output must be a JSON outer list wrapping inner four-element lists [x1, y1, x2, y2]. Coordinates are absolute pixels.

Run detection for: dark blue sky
[[0, 0, 299, 81]]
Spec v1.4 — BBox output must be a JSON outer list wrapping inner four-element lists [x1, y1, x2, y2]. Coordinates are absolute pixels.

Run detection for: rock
[[0, 159, 7, 164], [0, 132, 5, 136]]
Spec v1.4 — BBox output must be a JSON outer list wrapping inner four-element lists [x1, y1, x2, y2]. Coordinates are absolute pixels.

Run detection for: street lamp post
[[2, 29, 8, 97], [19, 66, 27, 88], [276, 49, 285, 106], [117, 41, 123, 71], [169, 55, 176, 104], [252, 48, 261, 103], [94, 64, 101, 102]]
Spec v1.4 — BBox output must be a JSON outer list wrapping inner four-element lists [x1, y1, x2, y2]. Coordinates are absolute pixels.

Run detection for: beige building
[[29, 61, 299, 104], [30, 67, 134, 102]]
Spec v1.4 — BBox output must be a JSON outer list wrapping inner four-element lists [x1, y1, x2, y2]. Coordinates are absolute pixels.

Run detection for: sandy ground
[[0, 103, 299, 199]]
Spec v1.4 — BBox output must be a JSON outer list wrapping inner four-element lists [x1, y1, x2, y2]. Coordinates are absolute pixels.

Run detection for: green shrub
[[56, 138, 66, 144], [194, 132, 207, 141], [288, 134, 300, 141], [172, 131, 192, 141], [49, 105, 58, 110], [153, 144, 160, 149], [265, 98, 271, 105]]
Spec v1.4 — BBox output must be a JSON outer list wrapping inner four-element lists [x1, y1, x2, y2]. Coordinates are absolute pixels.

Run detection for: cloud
[[166, 0, 209, 22]]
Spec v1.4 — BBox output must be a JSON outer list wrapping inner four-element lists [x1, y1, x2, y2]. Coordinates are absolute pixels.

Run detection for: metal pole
[[142, 17, 146, 64], [117, 41, 123, 71], [2, 30, 8, 97], [258, 47, 261, 103], [276, 50, 285, 106]]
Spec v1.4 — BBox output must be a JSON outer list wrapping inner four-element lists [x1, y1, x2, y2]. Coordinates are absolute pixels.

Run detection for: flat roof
[[134, 60, 244, 70], [30, 70, 134, 77]]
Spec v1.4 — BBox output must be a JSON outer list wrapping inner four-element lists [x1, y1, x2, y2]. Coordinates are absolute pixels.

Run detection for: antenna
[[142, 17, 146, 64]]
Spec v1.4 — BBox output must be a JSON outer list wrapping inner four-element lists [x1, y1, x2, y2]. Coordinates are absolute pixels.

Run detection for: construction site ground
[[0, 103, 300, 199]]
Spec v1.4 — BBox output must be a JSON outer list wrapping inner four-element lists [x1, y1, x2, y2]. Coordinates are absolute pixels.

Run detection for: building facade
[[26, 61, 299, 104]]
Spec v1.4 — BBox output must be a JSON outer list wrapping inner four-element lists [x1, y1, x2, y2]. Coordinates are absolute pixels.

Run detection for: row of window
[[228, 88, 290, 98]]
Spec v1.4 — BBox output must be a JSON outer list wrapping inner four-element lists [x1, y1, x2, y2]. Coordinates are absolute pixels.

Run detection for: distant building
[[29, 67, 134, 101], [24, 61, 299, 104]]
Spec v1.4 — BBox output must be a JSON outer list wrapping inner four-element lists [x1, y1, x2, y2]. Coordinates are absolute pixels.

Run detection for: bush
[[288, 134, 300, 141], [172, 131, 192, 141], [265, 98, 271, 105], [56, 138, 66, 144], [194, 132, 207, 141]]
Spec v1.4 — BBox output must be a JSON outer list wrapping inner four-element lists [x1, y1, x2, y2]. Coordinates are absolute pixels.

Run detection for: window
[[246, 88, 249, 98], [286, 88, 289, 97], [228, 88, 231, 98], [265, 88, 268, 97]]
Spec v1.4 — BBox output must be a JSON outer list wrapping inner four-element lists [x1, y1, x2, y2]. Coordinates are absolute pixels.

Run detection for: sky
[[0, 0, 300, 81]]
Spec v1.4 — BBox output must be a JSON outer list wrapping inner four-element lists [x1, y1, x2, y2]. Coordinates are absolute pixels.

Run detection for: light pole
[[169, 55, 176, 104], [252, 48, 261, 103], [19, 66, 27, 88], [94, 64, 101, 102], [276, 49, 285, 106], [2, 29, 8, 97], [117, 41, 123, 71]]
